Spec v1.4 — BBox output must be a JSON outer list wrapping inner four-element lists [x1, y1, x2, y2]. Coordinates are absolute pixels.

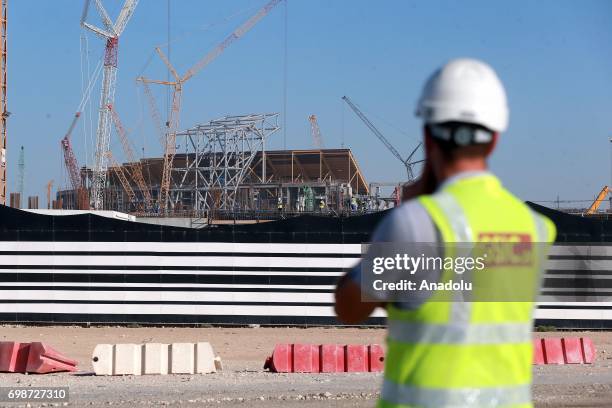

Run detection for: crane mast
[[342, 95, 421, 181], [81, 0, 139, 210], [137, 0, 282, 212]]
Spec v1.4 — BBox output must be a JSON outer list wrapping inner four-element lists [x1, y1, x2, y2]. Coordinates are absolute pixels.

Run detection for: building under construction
[[57, 114, 381, 219]]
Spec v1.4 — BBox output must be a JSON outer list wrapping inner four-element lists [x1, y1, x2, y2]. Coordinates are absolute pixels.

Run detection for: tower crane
[[308, 114, 324, 149], [137, 0, 282, 212], [342, 95, 422, 181], [108, 104, 152, 210], [81, 0, 139, 210]]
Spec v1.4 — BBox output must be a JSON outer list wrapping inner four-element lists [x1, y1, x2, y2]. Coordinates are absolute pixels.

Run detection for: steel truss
[[172, 113, 280, 212]]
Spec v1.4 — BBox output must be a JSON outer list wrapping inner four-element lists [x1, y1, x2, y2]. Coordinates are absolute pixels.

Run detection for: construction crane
[[342, 95, 421, 181], [586, 186, 609, 215], [137, 0, 282, 212], [46, 180, 53, 209], [60, 112, 90, 209], [140, 81, 167, 148], [108, 104, 152, 210], [59, 55, 103, 210], [105, 151, 137, 208], [0, 0, 7, 206], [81, 0, 139, 210], [308, 114, 324, 149]]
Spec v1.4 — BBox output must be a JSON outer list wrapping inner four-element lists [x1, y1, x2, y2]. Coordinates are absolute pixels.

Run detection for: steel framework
[[173, 113, 280, 212]]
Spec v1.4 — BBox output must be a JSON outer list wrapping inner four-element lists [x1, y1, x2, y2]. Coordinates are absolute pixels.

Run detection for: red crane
[[60, 112, 89, 209]]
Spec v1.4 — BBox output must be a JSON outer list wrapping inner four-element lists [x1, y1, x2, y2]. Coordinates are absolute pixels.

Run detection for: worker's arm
[[335, 163, 438, 324], [335, 270, 383, 324]]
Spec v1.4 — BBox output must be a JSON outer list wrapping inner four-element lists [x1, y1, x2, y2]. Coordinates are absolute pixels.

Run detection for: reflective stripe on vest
[[381, 380, 531, 408], [388, 321, 532, 344]]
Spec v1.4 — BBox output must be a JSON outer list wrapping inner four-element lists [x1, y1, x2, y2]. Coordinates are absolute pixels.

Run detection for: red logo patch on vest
[[477, 232, 533, 267]]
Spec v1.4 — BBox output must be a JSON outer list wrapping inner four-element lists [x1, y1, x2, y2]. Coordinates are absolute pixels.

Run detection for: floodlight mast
[[81, 0, 139, 210]]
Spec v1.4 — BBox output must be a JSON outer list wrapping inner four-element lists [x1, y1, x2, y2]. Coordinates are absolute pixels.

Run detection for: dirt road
[[1, 326, 612, 407]]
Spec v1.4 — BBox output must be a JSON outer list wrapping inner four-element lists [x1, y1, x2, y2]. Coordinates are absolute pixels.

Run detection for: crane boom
[[108, 104, 152, 210], [140, 81, 166, 148], [137, 0, 282, 212], [105, 151, 137, 207], [182, 0, 283, 83], [586, 186, 609, 215], [60, 113, 82, 190], [342, 95, 420, 181]]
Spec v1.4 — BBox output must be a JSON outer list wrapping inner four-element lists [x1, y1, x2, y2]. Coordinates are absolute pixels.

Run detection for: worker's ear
[[485, 133, 499, 156], [423, 126, 434, 156]]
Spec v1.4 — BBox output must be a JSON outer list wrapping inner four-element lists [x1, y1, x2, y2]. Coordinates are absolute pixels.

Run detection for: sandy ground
[[0, 326, 611, 407]]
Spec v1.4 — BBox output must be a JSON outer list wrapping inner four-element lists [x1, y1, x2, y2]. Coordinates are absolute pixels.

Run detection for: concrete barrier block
[[93, 342, 220, 376], [114, 344, 142, 375], [170, 343, 195, 374], [195, 342, 217, 373], [143, 343, 169, 375], [92, 344, 114, 376]]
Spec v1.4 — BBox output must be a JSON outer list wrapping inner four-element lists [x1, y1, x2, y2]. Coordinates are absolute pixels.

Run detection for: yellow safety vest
[[379, 174, 556, 408]]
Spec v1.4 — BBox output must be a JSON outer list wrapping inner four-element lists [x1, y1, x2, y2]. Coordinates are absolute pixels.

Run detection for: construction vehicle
[[586, 186, 609, 215]]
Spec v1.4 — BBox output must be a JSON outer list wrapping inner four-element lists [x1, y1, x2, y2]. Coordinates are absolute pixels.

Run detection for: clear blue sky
[[7, 0, 612, 207]]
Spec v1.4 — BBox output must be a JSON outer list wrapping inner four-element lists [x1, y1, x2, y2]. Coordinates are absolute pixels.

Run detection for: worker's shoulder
[[371, 199, 436, 243]]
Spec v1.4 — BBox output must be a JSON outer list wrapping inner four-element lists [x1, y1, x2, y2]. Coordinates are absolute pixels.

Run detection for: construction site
[[0, 0, 418, 223], [0, 1, 611, 408]]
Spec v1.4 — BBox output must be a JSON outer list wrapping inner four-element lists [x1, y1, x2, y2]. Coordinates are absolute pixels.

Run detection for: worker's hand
[[401, 160, 437, 202]]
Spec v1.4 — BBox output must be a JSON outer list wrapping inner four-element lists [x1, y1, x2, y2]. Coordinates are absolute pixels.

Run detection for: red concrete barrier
[[0, 342, 78, 373], [533, 337, 595, 365], [264, 344, 384, 373]]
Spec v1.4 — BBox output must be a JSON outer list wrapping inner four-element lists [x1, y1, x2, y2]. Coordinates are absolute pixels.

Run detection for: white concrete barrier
[[92, 342, 222, 375]]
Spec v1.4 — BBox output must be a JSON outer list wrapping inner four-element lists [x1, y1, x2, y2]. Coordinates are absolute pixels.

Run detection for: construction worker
[[335, 58, 556, 407], [319, 199, 326, 212], [277, 196, 283, 212]]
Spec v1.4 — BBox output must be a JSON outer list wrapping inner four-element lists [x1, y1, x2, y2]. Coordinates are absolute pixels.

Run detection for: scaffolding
[[172, 113, 280, 212]]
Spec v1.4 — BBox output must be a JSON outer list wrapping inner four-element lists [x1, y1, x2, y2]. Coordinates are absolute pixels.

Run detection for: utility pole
[[17, 145, 23, 207]]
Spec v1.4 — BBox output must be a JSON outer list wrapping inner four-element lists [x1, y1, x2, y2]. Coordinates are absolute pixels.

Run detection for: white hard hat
[[416, 58, 509, 133]]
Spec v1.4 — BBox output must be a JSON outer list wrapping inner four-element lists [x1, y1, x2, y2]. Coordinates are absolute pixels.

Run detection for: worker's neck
[[436, 159, 488, 186]]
